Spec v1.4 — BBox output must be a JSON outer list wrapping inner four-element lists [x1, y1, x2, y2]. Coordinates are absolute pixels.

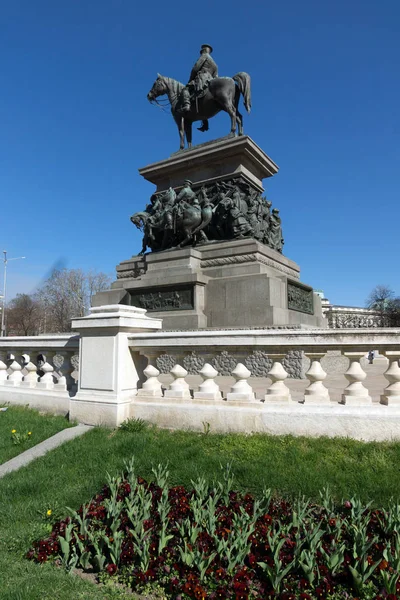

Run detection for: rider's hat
[[183, 179, 193, 185], [201, 44, 213, 53]]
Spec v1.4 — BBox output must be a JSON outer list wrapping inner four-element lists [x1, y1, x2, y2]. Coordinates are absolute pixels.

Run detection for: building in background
[[315, 291, 387, 328]]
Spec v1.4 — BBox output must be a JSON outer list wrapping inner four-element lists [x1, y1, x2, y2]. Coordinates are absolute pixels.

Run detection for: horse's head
[[147, 74, 168, 102], [130, 213, 144, 230]]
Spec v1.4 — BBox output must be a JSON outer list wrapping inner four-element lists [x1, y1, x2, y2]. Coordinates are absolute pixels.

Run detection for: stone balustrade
[[127, 327, 400, 440], [0, 335, 79, 414], [132, 353, 399, 407], [2, 306, 400, 440]]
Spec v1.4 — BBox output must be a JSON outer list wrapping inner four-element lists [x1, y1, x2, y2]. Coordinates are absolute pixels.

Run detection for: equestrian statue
[[147, 44, 251, 150]]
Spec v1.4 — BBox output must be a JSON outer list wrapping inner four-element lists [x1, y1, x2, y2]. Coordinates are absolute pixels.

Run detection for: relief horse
[[131, 198, 212, 253], [147, 72, 251, 150]]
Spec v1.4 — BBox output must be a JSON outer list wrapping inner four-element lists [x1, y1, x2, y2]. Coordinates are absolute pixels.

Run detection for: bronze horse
[[130, 188, 213, 253], [147, 72, 251, 150]]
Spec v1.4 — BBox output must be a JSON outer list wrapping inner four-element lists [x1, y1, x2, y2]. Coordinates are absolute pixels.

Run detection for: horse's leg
[[179, 227, 193, 248], [236, 110, 243, 135], [174, 113, 185, 150], [227, 103, 237, 135], [179, 117, 185, 149], [184, 120, 193, 148], [235, 87, 243, 135]]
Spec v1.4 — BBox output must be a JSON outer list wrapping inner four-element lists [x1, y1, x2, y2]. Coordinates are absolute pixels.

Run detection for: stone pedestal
[[92, 135, 326, 330], [92, 239, 325, 329], [139, 134, 278, 193]]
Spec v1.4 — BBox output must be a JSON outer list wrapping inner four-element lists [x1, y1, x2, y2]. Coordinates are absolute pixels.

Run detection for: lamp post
[[1, 251, 26, 337]]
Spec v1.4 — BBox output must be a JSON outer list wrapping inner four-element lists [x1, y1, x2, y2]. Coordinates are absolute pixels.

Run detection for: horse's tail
[[233, 72, 252, 113]]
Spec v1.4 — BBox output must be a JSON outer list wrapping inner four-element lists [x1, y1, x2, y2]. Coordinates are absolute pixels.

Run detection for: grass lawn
[[1, 423, 400, 599], [0, 405, 73, 465]]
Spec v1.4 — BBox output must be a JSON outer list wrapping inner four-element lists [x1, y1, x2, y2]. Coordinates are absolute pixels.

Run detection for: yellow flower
[[28, 432, 32, 436], [46, 509, 52, 517], [11, 429, 16, 434]]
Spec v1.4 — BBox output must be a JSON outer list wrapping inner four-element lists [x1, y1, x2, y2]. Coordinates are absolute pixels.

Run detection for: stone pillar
[[164, 364, 191, 399], [303, 352, 330, 404], [264, 354, 292, 403], [70, 305, 162, 426], [0, 351, 8, 383], [341, 351, 372, 405], [55, 350, 75, 391], [4, 352, 23, 386], [194, 363, 222, 401], [37, 351, 56, 390], [20, 351, 39, 388], [380, 351, 400, 406], [136, 365, 163, 398], [227, 363, 255, 402]]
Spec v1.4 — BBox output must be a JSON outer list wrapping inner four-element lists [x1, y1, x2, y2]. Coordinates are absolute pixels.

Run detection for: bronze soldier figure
[[181, 44, 218, 132]]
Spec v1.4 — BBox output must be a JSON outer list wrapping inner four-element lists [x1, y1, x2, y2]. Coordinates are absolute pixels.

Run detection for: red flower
[[344, 500, 352, 509], [145, 568, 156, 580], [37, 552, 47, 563], [215, 588, 228, 599], [262, 514, 272, 524], [183, 582, 194, 595], [194, 584, 207, 599], [106, 563, 117, 576], [215, 567, 226, 581], [247, 553, 257, 567], [299, 594, 313, 600]]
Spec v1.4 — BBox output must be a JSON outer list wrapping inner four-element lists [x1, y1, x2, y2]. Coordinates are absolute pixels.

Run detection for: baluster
[[5, 352, 23, 386], [164, 364, 191, 399], [227, 363, 255, 402], [137, 364, 163, 397], [70, 352, 79, 393], [264, 354, 292, 403], [341, 351, 372, 405], [37, 351, 55, 390], [194, 363, 222, 400], [380, 351, 400, 405], [53, 351, 74, 391], [302, 352, 330, 404], [0, 350, 8, 383], [20, 351, 39, 387]]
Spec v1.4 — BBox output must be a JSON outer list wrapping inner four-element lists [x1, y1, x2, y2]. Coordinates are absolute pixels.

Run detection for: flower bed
[[28, 460, 400, 599]]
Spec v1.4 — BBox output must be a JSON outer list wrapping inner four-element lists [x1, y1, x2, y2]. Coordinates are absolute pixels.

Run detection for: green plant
[[10, 428, 32, 445], [202, 421, 211, 435], [118, 418, 149, 433]]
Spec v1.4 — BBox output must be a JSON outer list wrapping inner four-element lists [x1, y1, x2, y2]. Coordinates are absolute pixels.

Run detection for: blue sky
[[1, 0, 399, 306]]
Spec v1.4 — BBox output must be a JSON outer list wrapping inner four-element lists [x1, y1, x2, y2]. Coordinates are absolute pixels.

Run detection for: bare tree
[[6, 294, 43, 336], [37, 268, 112, 333], [365, 285, 400, 326]]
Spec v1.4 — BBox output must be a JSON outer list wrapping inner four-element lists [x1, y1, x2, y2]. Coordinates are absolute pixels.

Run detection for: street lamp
[[1, 251, 26, 337]]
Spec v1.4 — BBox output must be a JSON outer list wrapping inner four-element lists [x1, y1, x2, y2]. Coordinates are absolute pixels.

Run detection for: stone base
[[92, 239, 326, 330], [0, 386, 70, 415], [69, 396, 132, 427], [341, 394, 373, 406], [131, 397, 400, 442]]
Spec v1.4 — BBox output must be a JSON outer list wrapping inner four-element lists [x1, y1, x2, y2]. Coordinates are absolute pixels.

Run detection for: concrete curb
[[0, 424, 93, 478]]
